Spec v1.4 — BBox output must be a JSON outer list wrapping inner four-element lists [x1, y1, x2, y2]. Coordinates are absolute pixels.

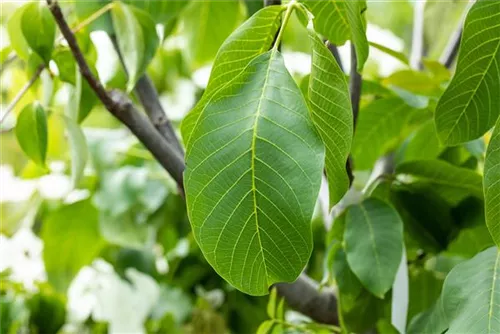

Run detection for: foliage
[[1, 0, 500, 333]]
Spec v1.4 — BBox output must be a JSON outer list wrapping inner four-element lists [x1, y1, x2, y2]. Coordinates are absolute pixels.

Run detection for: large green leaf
[[344, 198, 404, 298], [303, 0, 368, 70], [442, 246, 500, 333], [396, 159, 483, 199], [184, 49, 324, 296], [42, 200, 104, 292], [352, 97, 415, 170], [15, 102, 48, 167], [21, 2, 55, 64], [308, 30, 352, 208], [181, 0, 244, 68], [485, 118, 500, 246], [434, 0, 500, 145], [400, 120, 442, 163], [111, 2, 159, 91], [181, 6, 284, 152]]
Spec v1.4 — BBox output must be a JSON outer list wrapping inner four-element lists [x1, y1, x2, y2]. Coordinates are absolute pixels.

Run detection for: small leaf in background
[[308, 30, 353, 208], [66, 68, 99, 123], [352, 97, 415, 170], [398, 120, 442, 163], [53, 48, 77, 85], [266, 288, 277, 318], [60, 115, 88, 188], [42, 200, 104, 292], [112, 2, 159, 91], [333, 247, 384, 333], [7, 4, 30, 61], [303, 0, 369, 70], [15, 102, 48, 167], [345, 0, 369, 71], [434, 0, 500, 146], [383, 70, 442, 97], [344, 198, 404, 298], [181, 6, 284, 152], [21, 2, 55, 64], [396, 159, 483, 200], [180, 0, 244, 69], [485, 117, 500, 246]]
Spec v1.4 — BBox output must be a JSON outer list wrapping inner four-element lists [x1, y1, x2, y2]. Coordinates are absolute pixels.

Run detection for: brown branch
[[275, 274, 339, 325], [46, 0, 184, 186]]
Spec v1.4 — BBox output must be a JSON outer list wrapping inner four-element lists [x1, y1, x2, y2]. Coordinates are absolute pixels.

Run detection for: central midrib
[[251, 50, 275, 287]]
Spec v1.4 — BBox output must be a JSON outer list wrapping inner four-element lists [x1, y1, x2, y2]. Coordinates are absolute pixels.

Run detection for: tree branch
[[275, 274, 339, 325], [46, 0, 184, 186], [108, 35, 184, 156]]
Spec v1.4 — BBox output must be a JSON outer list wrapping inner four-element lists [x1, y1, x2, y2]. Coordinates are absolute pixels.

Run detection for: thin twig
[[410, 0, 427, 70], [0, 64, 44, 125]]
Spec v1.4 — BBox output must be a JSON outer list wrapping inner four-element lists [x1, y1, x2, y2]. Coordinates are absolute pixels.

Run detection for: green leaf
[[7, 4, 30, 61], [369, 41, 409, 65], [303, 0, 369, 70], [333, 247, 384, 333], [60, 115, 88, 188], [344, 198, 404, 298], [396, 159, 483, 199], [53, 48, 76, 85], [124, 0, 188, 25], [256, 320, 275, 334], [441, 246, 500, 333], [184, 50, 324, 296], [407, 298, 447, 334], [485, 118, 500, 246], [15, 102, 48, 167], [181, 6, 284, 152], [21, 2, 55, 64], [75, 0, 113, 33], [400, 120, 442, 163], [42, 200, 104, 292], [111, 2, 159, 92], [267, 288, 277, 318], [181, 0, 244, 68], [383, 70, 442, 97], [434, 0, 500, 146], [352, 97, 415, 170], [308, 30, 353, 208], [66, 68, 99, 123]]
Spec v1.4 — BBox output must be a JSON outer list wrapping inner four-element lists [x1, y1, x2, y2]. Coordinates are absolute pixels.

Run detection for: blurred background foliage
[[0, 0, 490, 333]]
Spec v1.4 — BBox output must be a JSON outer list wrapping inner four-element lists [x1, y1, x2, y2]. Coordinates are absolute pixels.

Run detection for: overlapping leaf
[[409, 247, 500, 333], [344, 198, 404, 298], [396, 159, 483, 199], [181, 0, 244, 68], [434, 0, 500, 145], [184, 50, 324, 295], [308, 30, 352, 208], [112, 2, 159, 91], [485, 118, 500, 246], [181, 6, 284, 152], [15, 102, 48, 167], [302, 0, 368, 70], [352, 97, 415, 170]]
